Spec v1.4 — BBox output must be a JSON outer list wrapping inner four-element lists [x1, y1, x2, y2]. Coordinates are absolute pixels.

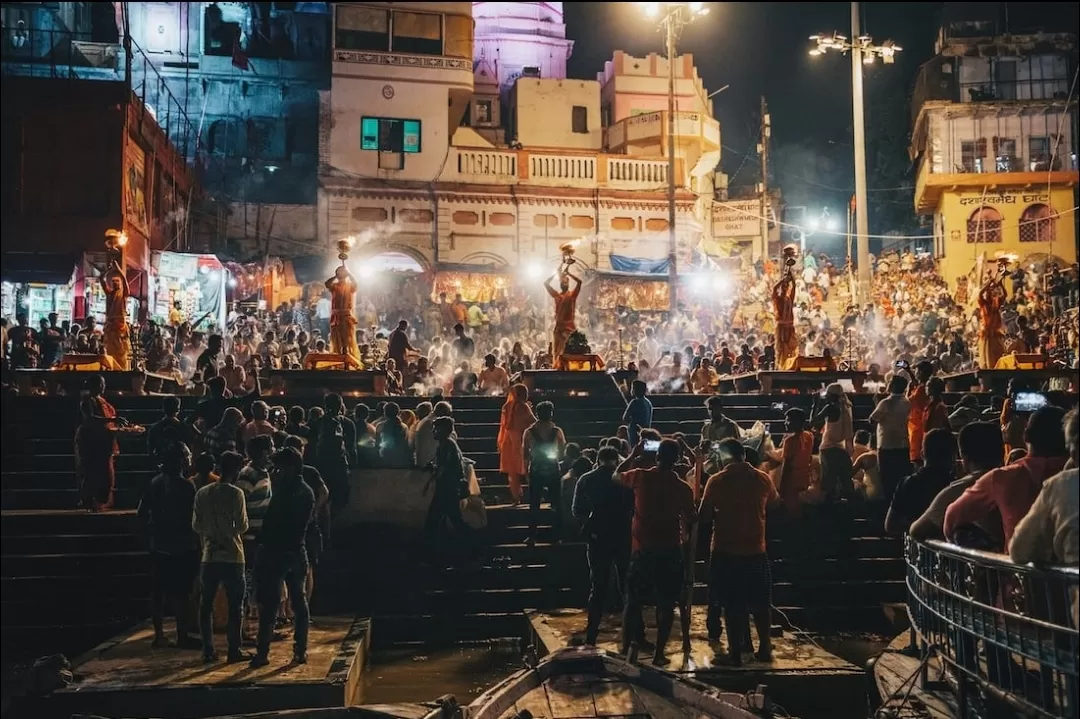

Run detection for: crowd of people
[[3, 253, 1076, 402]]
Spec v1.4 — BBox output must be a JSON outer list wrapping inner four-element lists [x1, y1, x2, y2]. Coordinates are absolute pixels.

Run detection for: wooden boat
[[466, 647, 778, 719]]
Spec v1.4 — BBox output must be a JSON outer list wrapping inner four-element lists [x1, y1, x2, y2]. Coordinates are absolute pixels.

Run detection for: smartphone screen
[[1013, 392, 1049, 413], [643, 440, 661, 452]]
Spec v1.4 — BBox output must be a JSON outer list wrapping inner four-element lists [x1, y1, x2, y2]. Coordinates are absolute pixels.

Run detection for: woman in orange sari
[[74, 375, 123, 511], [497, 383, 536, 504]]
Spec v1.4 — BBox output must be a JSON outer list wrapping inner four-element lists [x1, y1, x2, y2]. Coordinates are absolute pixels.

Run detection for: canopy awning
[[1, 252, 78, 286]]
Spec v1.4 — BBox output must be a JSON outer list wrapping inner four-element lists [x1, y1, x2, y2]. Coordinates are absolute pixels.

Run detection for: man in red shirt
[[615, 439, 697, 666], [945, 406, 1068, 546], [699, 439, 779, 665]]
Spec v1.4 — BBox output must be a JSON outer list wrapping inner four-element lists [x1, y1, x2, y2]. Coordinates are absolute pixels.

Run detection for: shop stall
[[0, 252, 79, 325], [151, 251, 227, 330], [432, 266, 513, 304], [592, 274, 671, 312]]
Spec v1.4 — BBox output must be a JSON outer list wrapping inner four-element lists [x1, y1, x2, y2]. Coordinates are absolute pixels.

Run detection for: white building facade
[[319, 1, 762, 282]]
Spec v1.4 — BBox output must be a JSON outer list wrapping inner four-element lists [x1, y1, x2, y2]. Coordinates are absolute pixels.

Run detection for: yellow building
[[910, 22, 1078, 292]]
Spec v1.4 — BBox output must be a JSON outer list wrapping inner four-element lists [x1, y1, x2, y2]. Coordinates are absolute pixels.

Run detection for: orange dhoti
[[102, 318, 132, 371], [978, 329, 1005, 370], [552, 324, 573, 363], [329, 310, 361, 364], [775, 321, 798, 370]]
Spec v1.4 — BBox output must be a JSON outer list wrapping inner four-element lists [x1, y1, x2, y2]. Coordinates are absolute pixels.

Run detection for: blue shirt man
[[622, 380, 653, 448]]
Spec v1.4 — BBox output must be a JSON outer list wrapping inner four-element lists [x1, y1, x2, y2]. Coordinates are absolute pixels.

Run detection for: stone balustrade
[[442, 147, 682, 191]]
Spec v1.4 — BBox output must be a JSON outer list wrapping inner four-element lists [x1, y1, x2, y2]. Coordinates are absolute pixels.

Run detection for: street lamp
[[638, 2, 709, 310], [808, 2, 901, 301]]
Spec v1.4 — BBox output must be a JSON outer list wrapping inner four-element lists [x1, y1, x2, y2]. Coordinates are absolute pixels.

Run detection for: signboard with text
[[712, 200, 761, 238]]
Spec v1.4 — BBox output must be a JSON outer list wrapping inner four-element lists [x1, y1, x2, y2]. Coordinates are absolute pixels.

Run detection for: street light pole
[[665, 12, 678, 310], [808, 2, 901, 302], [849, 1, 871, 300]]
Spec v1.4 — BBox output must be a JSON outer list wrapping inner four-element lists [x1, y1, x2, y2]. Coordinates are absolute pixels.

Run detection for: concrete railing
[[607, 157, 668, 189], [528, 154, 597, 186], [444, 147, 683, 191]]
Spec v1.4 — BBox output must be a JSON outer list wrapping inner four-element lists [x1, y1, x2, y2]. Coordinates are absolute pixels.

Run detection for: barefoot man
[[325, 265, 361, 366], [544, 267, 581, 364], [102, 258, 131, 370]]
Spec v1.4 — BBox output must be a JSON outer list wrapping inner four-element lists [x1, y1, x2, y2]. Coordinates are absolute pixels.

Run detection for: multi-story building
[[909, 20, 1079, 290], [319, 1, 768, 301], [0, 3, 204, 322], [115, 2, 331, 257]]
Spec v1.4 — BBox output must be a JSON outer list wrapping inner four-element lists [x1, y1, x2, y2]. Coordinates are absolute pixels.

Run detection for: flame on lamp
[[105, 229, 128, 250], [337, 236, 355, 261]]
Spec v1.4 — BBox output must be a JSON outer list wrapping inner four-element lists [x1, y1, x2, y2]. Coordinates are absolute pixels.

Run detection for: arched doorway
[[1018, 203, 1056, 244], [355, 251, 427, 278], [965, 206, 1003, 244]]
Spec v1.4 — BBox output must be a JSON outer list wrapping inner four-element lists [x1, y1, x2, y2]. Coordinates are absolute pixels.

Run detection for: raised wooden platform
[[943, 366, 1076, 394], [755, 370, 868, 394], [18, 616, 371, 719], [527, 608, 866, 717], [266, 369, 387, 396]]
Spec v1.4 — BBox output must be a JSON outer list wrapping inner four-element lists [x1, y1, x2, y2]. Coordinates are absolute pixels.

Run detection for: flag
[[232, 40, 250, 71]]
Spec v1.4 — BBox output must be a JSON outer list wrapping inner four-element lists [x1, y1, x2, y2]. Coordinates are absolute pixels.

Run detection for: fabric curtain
[[608, 254, 671, 274]]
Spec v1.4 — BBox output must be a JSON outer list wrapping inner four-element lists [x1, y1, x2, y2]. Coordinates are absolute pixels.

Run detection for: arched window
[[965, 206, 1003, 243], [1018, 203, 1055, 243]]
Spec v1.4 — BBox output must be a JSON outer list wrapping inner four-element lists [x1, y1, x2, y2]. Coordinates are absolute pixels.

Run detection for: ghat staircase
[[1, 389, 922, 658]]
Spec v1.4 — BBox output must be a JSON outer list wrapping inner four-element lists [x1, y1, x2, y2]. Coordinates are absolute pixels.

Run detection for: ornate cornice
[[333, 50, 471, 71]]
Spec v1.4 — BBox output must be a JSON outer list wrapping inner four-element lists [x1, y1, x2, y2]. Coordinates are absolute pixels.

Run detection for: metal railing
[[905, 536, 1079, 719]]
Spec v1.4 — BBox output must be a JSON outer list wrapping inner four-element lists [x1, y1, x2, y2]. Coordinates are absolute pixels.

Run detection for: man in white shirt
[[1010, 409, 1079, 627], [410, 400, 455, 469], [637, 327, 660, 367], [869, 374, 912, 499], [315, 293, 332, 339]]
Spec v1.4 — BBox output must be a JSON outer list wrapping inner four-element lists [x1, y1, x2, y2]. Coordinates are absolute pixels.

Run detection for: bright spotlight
[[825, 217, 840, 232], [712, 274, 731, 293], [640, 2, 659, 18], [524, 263, 545, 281], [690, 275, 707, 293], [356, 264, 376, 280], [806, 216, 821, 232]]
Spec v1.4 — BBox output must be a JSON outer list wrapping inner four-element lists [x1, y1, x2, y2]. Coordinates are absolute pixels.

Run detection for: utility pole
[[850, 1, 871, 299], [758, 96, 770, 263], [665, 13, 678, 310]]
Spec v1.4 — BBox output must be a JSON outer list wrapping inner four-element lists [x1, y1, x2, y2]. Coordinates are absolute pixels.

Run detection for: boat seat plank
[[512, 686, 556, 719], [591, 681, 647, 717], [545, 674, 600, 718]]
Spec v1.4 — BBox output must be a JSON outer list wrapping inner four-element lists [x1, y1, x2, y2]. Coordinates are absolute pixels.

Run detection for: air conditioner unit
[[521, 66, 540, 78]]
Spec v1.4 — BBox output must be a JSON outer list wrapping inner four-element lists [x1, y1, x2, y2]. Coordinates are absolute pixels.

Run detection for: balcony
[[914, 154, 1079, 212], [441, 147, 683, 192], [605, 111, 720, 153]]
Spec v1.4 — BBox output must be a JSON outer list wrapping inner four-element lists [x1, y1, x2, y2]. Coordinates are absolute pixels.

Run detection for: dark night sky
[[562, 1, 1078, 250]]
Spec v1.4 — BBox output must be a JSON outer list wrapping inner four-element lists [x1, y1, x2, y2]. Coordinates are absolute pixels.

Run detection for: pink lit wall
[[599, 51, 713, 125], [473, 2, 574, 85]]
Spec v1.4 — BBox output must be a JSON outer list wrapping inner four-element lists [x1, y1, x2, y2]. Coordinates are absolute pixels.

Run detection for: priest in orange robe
[[772, 271, 797, 370], [101, 259, 131, 370], [977, 273, 1006, 369], [545, 268, 581, 363], [326, 265, 361, 365]]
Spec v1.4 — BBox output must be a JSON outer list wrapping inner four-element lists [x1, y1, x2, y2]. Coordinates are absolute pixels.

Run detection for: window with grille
[[965, 207, 1003, 243], [1028, 136, 1050, 170], [960, 139, 986, 172], [1019, 203, 1055, 243], [993, 137, 1018, 172]]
